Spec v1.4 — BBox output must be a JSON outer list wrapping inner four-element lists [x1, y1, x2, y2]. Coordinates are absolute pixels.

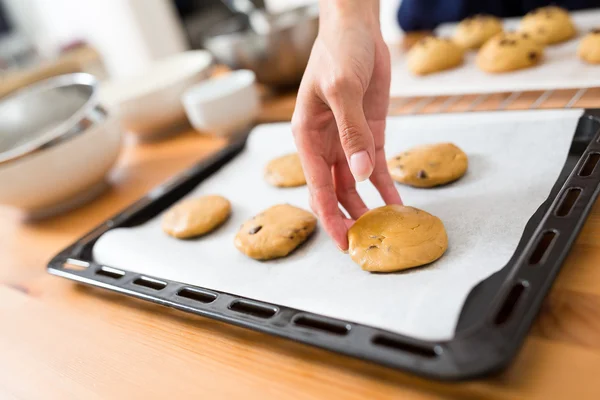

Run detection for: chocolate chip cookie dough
[[162, 195, 231, 239], [454, 14, 504, 50], [387, 143, 468, 188], [348, 205, 448, 272], [407, 36, 464, 75], [519, 6, 576, 45], [476, 32, 544, 73], [264, 153, 306, 188], [578, 29, 600, 64], [234, 204, 317, 260]]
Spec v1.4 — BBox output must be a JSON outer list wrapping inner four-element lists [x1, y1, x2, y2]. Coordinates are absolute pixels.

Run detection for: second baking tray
[[389, 9, 600, 97], [48, 109, 600, 380]]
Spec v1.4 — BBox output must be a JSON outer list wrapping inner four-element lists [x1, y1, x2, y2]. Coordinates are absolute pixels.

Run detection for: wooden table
[[2, 88, 600, 399]]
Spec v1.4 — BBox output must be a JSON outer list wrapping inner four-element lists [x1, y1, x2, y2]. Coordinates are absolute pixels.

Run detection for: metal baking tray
[[48, 109, 600, 381]]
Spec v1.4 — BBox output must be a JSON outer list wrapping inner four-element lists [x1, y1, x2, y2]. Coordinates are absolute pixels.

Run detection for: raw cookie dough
[[401, 31, 434, 52], [454, 14, 504, 50], [519, 6, 576, 45], [476, 32, 544, 73], [578, 29, 600, 64], [407, 36, 464, 75], [348, 205, 448, 272], [234, 204, 317, 260], [387, 143, 468, 188], [264, 153, 306, 187], [162, 195, 231, 239]]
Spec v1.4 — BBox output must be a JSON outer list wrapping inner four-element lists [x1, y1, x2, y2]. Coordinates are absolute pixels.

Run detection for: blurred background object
[[182, 69, 259, 137], [202, 4, 318, 87], [99, 50, 213, 141], [0, 73, 122, 219]]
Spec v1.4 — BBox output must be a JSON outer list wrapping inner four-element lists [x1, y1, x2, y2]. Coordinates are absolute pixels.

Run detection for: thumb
[[327, 81, 375, 182]]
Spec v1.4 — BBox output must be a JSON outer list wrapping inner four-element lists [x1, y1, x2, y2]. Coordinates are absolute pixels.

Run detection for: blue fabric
[[397, 0, 600, 31]]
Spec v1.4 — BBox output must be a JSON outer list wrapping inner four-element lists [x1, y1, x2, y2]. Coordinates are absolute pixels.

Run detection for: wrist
[[319, 0, 380, 33]]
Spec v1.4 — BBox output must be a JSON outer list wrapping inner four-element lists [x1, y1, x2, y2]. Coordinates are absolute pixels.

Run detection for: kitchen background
[[0, 0, 402, 85]]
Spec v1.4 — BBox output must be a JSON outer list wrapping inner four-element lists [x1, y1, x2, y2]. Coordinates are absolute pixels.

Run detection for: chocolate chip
[[395, 156, 402, 160], [528, 51, 538, 61], [248, 226, 262, 235], [592, 28, 600, 34], [417, 170, 428, 179], [367, 245, 378, 250], [522, 33, 530, 39]]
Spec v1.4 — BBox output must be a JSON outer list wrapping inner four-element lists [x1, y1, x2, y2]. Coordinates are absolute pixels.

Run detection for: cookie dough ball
[[265, 153, 306, 188], [476, 32, 544, 73], [401, 31, 434, 52], [348, 205, 448, 272], [407, 36, 464, 75], [387, 143, 468, 188], [519, 6, 576, 45], [162, 195, 231, 239], [578, 29, 600, 64], [454, 14, 504, 50], [234, 204, 317, 260]]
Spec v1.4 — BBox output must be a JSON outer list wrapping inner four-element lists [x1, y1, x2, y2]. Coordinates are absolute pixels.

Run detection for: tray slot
[[555, 188, 582, 217], [371, 335, 439, 358], [177, 287, 218, 304], [228, 299, 277, 319], [528, 230, 558, 265], [292, 314, 350, 336], [63, 259, 90, 271], [132, 276, 167, 291], [578, 152, 600, 177], [96, 266, 125, 280], [494, 281, 529, 325]]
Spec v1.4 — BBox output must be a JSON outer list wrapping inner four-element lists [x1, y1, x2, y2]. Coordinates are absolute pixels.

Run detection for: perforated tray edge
[[48, 110, 600, 381]]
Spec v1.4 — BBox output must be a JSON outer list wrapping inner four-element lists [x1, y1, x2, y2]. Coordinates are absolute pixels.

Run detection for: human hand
[[292, 0, 402, 250]]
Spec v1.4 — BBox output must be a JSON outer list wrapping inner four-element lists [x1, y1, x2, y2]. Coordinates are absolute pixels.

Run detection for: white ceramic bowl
[[182, 69, 259, 137], [0, 73, 122, 219], [100, 50, 214, 140]]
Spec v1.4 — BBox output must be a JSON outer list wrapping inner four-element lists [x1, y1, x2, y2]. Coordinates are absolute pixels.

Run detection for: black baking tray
[[48, 109, 600, 381]]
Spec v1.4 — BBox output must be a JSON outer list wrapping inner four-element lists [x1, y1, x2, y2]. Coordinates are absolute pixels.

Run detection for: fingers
[[370, 148, 403, 205], [304, 160, 351, 250], [333, 160, 369, 220], [292, 128, 351, 250], [324, 79, 376, 183]]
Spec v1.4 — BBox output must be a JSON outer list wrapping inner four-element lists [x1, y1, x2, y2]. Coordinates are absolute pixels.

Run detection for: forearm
[[319, 0, 380, 32]]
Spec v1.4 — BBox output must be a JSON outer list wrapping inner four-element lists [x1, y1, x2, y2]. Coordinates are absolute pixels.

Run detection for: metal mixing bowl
[[0, 73, 122, 217], [203, 4, 319, 87], [0, 73, 106, 165]]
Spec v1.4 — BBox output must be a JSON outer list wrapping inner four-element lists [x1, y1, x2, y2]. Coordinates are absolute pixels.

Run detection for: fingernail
[[337, 244, 349, 253], [350, 151, 373, 182]]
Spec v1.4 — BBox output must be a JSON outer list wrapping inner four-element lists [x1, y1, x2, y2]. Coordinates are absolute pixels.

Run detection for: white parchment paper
[[389, 9, 600, 97], [94, 110, 581, 341]]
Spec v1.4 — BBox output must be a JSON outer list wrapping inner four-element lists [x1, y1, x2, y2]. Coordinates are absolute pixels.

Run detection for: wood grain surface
[[1, 87, 600, 399]]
